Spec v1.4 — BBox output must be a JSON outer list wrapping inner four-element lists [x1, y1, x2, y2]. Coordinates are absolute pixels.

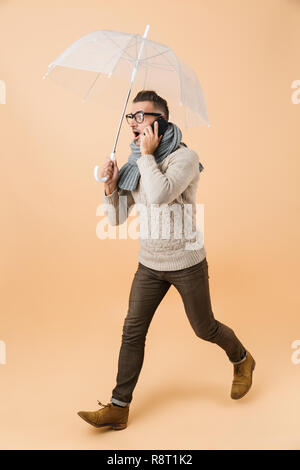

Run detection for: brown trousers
[[111, 257, 246, 406]]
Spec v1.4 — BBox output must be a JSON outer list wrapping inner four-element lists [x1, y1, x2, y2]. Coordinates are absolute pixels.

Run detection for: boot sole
[[77, 412, 127, 430], [231, 358, 256, 400]]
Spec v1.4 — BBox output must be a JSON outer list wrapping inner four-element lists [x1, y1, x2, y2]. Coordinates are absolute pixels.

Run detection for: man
[[77, 90, 256, 431]]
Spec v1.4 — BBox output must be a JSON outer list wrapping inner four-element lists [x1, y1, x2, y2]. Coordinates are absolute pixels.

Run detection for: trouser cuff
[[230, 350, 247, 365], [111, 397, 130, 407]]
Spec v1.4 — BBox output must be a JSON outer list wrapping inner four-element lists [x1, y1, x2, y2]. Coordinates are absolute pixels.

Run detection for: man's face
[[129, 101, 165, 146]]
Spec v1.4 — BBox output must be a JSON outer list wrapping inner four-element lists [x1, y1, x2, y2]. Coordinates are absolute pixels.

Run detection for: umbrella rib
[[82, 72, 102, 101], [100, 32, 156, 73], [100, 33, 176, 70], [138, 61, 176, 72], [169, 49, 184, 106], [146, 41, 177, 69], [81, 35, 134, 100], [107, 35, 135, 75], [109, 35, 172, 63], [101, 30, 138, 62], [139, 48, 174, 63]]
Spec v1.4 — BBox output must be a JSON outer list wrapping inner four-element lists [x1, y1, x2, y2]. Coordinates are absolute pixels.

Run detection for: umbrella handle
[[94, 151, 115, 182]]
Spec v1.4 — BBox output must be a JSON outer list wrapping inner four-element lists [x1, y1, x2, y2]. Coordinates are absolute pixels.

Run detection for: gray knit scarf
[[117, 121, 204, 191]]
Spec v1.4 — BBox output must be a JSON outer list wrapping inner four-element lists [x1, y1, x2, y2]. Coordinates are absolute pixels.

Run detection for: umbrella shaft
[[112, 82, 134, 155], [111, 25, 150, 158]]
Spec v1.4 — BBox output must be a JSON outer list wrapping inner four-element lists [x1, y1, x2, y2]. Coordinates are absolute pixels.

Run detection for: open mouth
[[133, 131, 140, 139]]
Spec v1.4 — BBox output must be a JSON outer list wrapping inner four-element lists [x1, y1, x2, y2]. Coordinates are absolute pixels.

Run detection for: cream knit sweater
[[103, 144, 206, 271]]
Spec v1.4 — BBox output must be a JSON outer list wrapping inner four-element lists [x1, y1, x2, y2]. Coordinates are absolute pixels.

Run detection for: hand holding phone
[[140, 116, 168, 155]]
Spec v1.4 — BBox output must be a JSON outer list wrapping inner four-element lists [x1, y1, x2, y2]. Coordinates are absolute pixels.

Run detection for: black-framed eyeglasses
[[125, 111, 162, 125]]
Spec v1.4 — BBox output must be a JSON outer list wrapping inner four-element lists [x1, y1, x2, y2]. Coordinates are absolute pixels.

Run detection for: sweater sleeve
[[136, 150, 199, 205], [103, 187, 135, 226]]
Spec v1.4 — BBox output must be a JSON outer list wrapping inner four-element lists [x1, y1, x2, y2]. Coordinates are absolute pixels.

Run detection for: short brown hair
[[133, 90, 169, 121]]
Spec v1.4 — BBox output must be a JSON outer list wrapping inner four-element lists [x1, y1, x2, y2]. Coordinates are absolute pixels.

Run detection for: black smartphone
[[151, 116, 169, 137]]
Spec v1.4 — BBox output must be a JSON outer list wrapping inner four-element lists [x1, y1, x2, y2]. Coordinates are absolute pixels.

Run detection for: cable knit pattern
[[103, 144, 206, 271]]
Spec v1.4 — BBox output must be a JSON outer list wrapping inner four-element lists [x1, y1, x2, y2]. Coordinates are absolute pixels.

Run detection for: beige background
[[0, 0, 300, 450]]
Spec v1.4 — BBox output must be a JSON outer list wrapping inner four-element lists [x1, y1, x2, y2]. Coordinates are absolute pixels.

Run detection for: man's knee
[[193, 319, 220, 342], [121, 319, 148, 347]]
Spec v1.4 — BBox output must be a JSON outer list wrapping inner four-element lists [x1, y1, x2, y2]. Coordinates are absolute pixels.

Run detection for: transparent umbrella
[[42, 25, 209, 182]]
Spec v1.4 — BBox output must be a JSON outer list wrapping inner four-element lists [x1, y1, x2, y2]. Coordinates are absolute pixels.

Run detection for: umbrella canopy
[[43, 25, 209, 182], [43, 27, 209, 129]]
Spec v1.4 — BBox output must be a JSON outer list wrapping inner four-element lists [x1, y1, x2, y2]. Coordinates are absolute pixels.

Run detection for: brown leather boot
[[77, 401, 129, 430], [231, 350, 256, 399]]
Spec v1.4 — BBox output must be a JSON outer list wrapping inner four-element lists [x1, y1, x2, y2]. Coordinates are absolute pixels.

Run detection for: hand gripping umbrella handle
[[94, 152, 116, 182]]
